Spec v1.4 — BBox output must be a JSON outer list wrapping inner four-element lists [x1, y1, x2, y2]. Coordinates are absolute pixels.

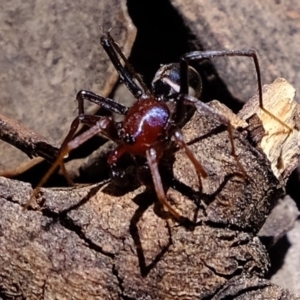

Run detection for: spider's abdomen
[[122, 96, 170, 155]]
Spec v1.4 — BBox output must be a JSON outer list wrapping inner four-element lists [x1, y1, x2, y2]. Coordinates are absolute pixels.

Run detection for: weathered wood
[[0, 80, 299, 299], [1, 0, 300, 297], [167, 1, 300, 293], [0, 0, 136, 171], [170, 0, 300, 104]]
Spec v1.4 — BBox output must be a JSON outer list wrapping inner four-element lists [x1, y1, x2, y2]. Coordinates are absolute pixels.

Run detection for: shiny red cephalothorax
[[109, 96, 171, 164], [124, 97, 170, 149]]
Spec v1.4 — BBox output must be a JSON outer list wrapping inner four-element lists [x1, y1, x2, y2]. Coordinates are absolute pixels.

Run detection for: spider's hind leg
[[181, 94, 248, 178], [180, 49, 292, 132]]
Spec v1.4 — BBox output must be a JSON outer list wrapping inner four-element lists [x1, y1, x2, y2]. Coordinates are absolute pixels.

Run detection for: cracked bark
[[0, 79, 300, 299]]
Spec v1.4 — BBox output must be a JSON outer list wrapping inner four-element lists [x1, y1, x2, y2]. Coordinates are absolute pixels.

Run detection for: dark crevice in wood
[[42, 208, 115, 259], [126, 0, 242, 111], [265, 235, 291, 279]]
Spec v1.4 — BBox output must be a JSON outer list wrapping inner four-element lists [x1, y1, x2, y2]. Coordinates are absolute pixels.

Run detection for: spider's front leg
[[53, 90, 128, 185], [24, 114, 118, 209], [50, 90, 128, 166], [76, 90, 128, 116], [101, 32, 149, 97]]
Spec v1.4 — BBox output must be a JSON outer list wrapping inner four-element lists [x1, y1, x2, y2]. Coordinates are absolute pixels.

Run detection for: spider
[[25, 32, 291, 221]]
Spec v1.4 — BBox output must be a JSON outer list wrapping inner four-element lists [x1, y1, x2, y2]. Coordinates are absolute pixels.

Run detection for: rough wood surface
[[0, 80, 299, 299], [170, 0, 300, 104], [0, 0, 136, 171], [1, 1, 300, 298], [166, 1, 300, 293]]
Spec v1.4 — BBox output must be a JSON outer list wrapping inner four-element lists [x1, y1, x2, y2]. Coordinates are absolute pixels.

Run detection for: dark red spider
[[26, 32, 290, 221]]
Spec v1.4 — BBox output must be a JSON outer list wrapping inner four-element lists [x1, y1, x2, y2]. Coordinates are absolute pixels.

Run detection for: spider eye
[[151, 77, 172, 97], [151, 63, 202, 99]]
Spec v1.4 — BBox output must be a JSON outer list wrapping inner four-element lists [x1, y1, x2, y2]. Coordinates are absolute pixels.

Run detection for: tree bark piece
[[0, 0, 136, 172], [0, 79, 299, 299], [239, 78, 299, 181]]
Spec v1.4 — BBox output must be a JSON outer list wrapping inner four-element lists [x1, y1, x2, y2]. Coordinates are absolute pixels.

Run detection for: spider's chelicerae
[[26, 32, 291, 221]]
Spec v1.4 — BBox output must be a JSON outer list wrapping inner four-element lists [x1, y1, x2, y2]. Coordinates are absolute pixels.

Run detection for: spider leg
[[146, 148, 181, 221], [180, 49, 292, 132], [77, 90, 128, 115], [106, 145, 131, 187], [24, 116, 116, 209], [56, 90, 127, 183], [60, 113, 119, 183], [101, 32, 149, 98], [181, 94, 247, 178], [173, 129, 207, 191], [105, 32, 149, 94]]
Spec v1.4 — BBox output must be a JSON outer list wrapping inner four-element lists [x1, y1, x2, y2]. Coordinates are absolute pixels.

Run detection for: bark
[[1, 1, 300, 298], [0, 0, 136, 172], [0, 79, 299, 299]]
